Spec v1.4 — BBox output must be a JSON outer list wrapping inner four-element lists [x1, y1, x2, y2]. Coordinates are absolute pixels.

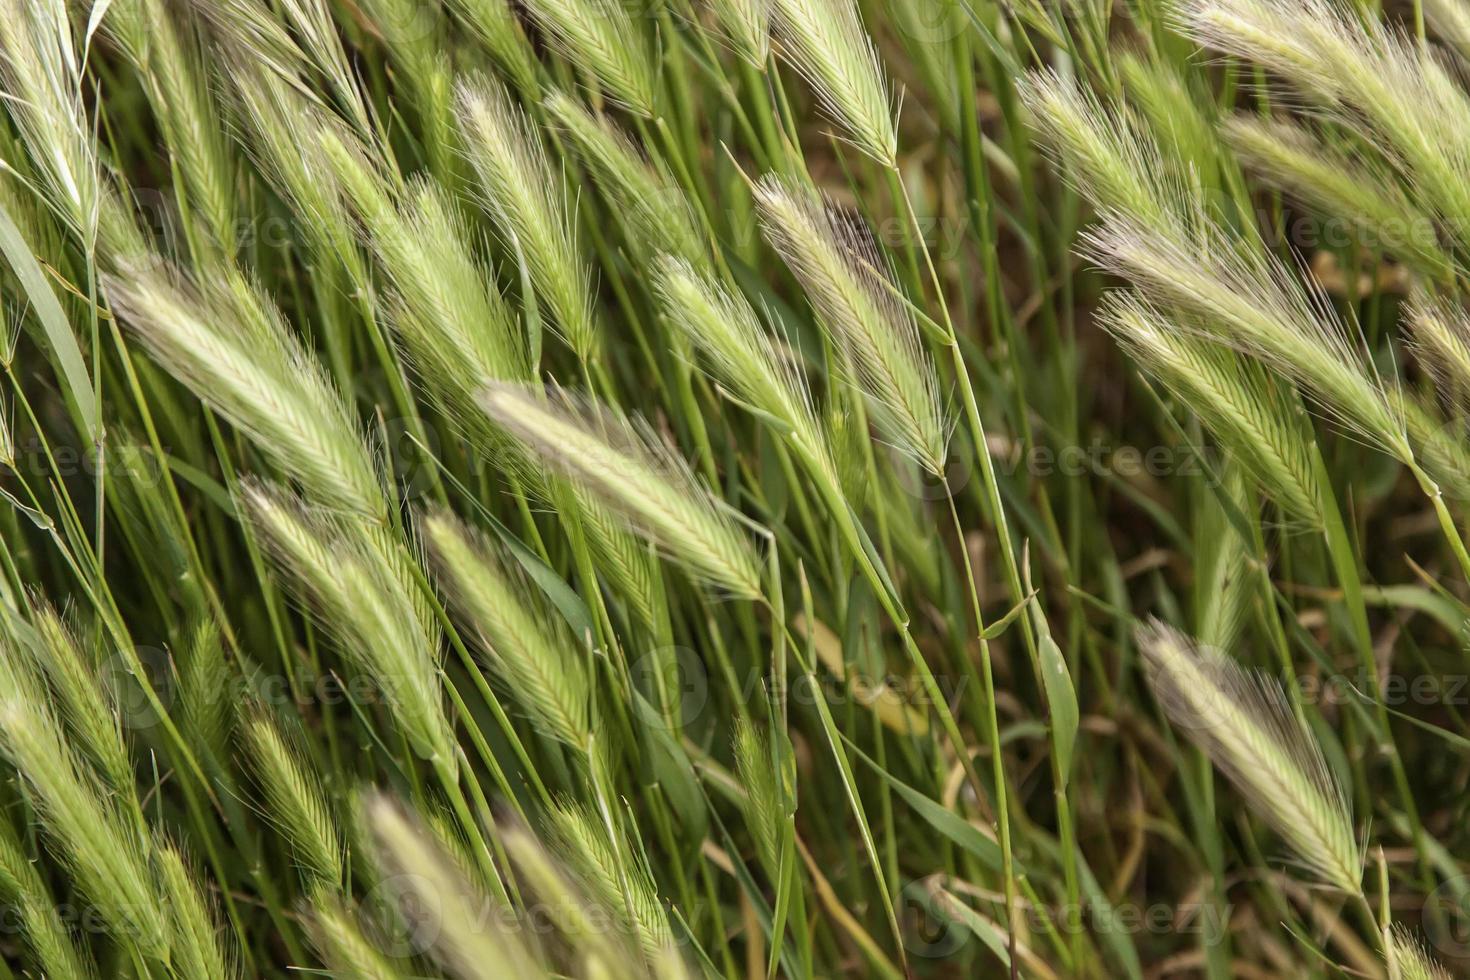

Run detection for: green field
[[0, 0, 1465, 976]]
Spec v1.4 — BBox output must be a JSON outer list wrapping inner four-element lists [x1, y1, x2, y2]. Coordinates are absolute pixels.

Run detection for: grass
[[0, 0, 1466, 977]]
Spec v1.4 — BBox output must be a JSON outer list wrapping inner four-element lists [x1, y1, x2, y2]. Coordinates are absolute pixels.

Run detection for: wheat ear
[[1181, 0, 1470, 240], [1019, 70, 1178, 226], [546, 90, 704, 264], [709, 0, 772, 66], [445, 0, 541, 96], [1101, 293, 1324, 526], [1408, 294, 1470, 416], [107, 263, 387, 519], [547, 799, 674, 959], [156, 840, 237, 979], [4, 602, 133, 794], [0, 643, 166, 958], [1387, 926, 1452, 980], [1427, 0, 1470, 61], [107, 0, 238, 254], [306, 895, 409, 980], [1222, 115, 1453, 281], [0, 0, 105, 244], [653, 254, 829, 462], [732, 717, 784, 876], [755, 174, 948, 474]]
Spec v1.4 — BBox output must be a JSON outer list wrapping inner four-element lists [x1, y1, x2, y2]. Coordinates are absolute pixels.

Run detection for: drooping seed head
[[770, 0, 896, 163], [478, 384, 764, 599], [755, 175, 948, 475], [518, 0, 658, 116], [457, 77, 600, 362], [1137, 620, 1361, 893], [423, 511, 593, 748]]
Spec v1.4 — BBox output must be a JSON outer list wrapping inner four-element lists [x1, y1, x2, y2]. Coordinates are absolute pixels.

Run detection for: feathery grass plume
[[1180, 0, 1470, 239], [242, 711, 344, 889], [107, 264, 386, 519], [1088, 215, 1412, 463], [497, 819, 622, 963], [1388, 926, 1451, 980], [457, 77, 600, 361], [650, 255, 799, 427], [321, 132, 669, 634], [323, 126, 562, 455], [112, 263, 433, 628], [547, 800, 674, 959], [7, 602, 133, 794], [0, 817, 96, 980], [189, 0, 315, 97], [355, 0, 455, 173], [381, 178, 530, 389], [479, 384, 764, 598], [424, 807, 485, 883], [652, 254, 835, 478], [1136, 620, 1361, 892], [229, 69, 372, 287], [545, 90, 705, 264], [276, 0, 378, 137], [1397, 391, 1470, 501], [320, 130, 527, 384], [518, 0, 658, 117], [1021, 66, 1413, 464], [242, 484, 455, 768], [308, 896, 410, 980], [732, 717, 783, 875], [445, 0, 541, 96], [1407, 293, 1470, 415], [119, 258, 436, 632], [354, 0, 442, 100], [1019, 70, 1183, 230], [156, 841, 237, 980], [107, 0, 238, 256], [365, 793, 545, 978], [754, 174, 948, 474], [1427, 0, 1470, 62], [423, 512, 592, 748], [710, 0, 772, 65], [0, 642, 166, 959], [0, 0, 104, 244], [102, 438, 195, 601], [1101, 294, 1323, 525], [0, 2, 147, 262], [1177, 0, 1353, 103], [1117, 54, 1222, 177], [575, 500, 672, 632], [770, 0, 896, 163], [1222, 116, 1454, 281]]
